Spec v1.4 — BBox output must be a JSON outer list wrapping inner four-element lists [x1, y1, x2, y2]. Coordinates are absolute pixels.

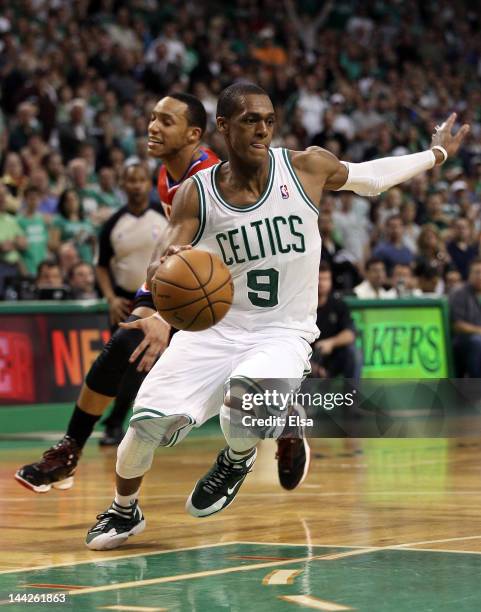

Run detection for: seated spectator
[[332, 191, 370, 265], [2, 152, 29, 213], [319, 211, 361, 292], [68, 262, 99, 299], [372, 214, 414, 275], [43, 152, 68, 197], [17, 186, 49, 277], [57, 241, 80, 281], [391, 263, 422, 297], [320, 211, 342, 268], [251, 27, 288, 67], [415, 223, 450, 276], [450, 258, 481, 377], [35, 260, 71, 300], [8, 102, 41, 152], [311, 262, 362, 384], [95, 167, 123, 210], [29, 168, 58, 216], [400, 200, 420, 254], [444, 266, 463, 295], [419, 193, 450, 231], [414, 261, 443, 296], [354, 258, 396, 299], [446, 217, 478, 280], [58, 99, 91, 162], [50, 189, 96, 264], [20, 133, 50, 174], [0, 183, 27, 297], [377, 187, 402, 227], [67, 158, 101, 217]]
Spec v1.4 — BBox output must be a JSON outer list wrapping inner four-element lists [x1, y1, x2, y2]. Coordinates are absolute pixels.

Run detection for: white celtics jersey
[[191, 148, 321, 342]]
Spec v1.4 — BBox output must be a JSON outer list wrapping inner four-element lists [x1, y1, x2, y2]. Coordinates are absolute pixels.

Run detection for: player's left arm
[[301, 113, 470, 197]]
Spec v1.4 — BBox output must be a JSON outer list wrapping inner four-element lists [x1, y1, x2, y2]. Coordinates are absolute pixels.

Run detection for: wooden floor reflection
[[1, 435, 481, 573]]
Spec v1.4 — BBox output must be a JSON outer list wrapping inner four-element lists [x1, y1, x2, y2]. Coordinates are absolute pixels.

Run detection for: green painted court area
[[1, 542, 481, 611]]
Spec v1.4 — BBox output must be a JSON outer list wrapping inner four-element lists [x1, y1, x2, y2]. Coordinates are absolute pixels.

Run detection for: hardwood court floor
[[1, 435, 481, 610]]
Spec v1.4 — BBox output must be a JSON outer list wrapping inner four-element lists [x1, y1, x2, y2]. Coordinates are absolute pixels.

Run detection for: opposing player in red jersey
[[15, 94, 220, 493]]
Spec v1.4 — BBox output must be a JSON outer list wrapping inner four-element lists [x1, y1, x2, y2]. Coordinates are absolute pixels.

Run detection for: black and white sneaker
[[15, 436, 81, 493], [186, 447, 256, 518], [85, 500, 145, 550]]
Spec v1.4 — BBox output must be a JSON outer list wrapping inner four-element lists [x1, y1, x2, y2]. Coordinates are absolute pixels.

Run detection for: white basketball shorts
[[131, 326, 312, 432]]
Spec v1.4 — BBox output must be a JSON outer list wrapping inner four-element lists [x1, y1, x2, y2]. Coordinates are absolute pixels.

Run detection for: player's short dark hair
[[216, 82, 270, 118], [319, 261, 332, 274], [365, 257, 385, 270], [169, 93, 207, 135]]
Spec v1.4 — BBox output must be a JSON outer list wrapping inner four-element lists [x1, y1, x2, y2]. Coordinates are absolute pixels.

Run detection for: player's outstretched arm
[[301, 113, 470, 198]]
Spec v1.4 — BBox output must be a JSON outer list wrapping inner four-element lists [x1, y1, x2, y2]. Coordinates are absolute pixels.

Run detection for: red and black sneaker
[[14, 436, 81, 493], [276, 437, 311, 491]]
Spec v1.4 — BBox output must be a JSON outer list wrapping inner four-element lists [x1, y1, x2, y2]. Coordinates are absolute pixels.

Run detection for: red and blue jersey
[[134, 146, 220, 304], [157, 147, 220, 219]]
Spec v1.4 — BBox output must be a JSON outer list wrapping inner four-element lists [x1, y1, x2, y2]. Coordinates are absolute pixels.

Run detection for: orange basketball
[[151, 249, 234, 331]]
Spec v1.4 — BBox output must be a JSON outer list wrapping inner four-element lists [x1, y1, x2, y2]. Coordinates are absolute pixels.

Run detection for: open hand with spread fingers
[[431, 112, 470, 164], [119, 314, 171, 372]]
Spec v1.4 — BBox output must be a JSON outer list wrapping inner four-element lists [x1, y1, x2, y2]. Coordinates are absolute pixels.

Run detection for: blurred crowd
[[0, 0, 481, 302]]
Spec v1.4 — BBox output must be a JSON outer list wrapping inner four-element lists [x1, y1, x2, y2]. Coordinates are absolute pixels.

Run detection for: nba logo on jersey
[[280, 184, 289, 199]]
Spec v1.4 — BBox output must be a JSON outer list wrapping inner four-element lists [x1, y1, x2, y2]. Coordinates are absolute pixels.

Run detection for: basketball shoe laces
[[41, 437, 78, 468], [203, 455, 247, 494], [93, 506, 136, 530]]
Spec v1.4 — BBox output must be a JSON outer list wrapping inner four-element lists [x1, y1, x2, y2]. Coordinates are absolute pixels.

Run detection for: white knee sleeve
[[116, 426, 156, 479], [116, 416, 194, 479], [220, 404, 258, 453]]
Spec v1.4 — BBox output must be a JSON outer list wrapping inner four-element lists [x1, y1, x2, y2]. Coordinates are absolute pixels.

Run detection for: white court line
[[392, 534, 481, 549], [65, 552, 348, 597], [402, 547, 481, 556], [65, 536, 481, 597], [241, 537, 481, 555], [3, 536, 481, 579], [279, 595, 353, 611], [240, 541, 368, 549], [0, 542, 239, 575]]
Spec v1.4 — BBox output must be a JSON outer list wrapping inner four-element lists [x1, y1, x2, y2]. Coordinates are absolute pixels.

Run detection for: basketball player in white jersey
[[86, 83, 468, 550]]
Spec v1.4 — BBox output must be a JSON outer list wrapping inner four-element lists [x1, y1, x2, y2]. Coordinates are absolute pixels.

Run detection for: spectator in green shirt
[[96, 167, 123, 209], [92, 166, 124, 225], [0, 182, 27, 296], [68, 158, 102, 217], [18, 186, 50, 276], [50, 188, 96, 264]]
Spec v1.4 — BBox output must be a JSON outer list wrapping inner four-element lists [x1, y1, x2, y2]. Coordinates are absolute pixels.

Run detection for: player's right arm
[[146, 177, 200, 291], [119, 178, 201, 367]]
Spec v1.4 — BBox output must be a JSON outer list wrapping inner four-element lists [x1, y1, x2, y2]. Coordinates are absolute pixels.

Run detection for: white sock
[[226, 447, 255, 463], [114, 490, 139, 509]]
